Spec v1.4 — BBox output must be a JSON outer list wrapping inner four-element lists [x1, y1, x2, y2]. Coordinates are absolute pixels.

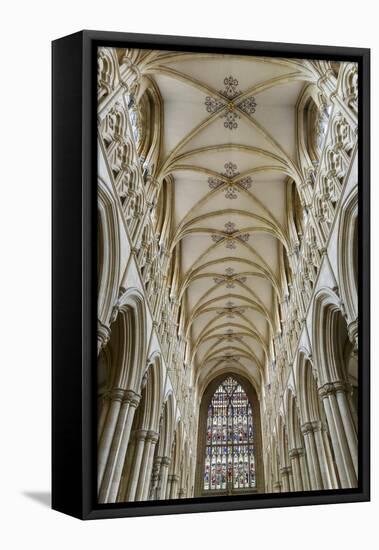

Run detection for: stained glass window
[[203, 376, 256, 492]]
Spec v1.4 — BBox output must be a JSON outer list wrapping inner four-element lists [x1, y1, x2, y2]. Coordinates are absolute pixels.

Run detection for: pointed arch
[[338, 188, 358, 326], [312, 288, 350, 385], [110, 288, 148, 392], [97, 178, 121, 331], [194, 372, 264, 496]]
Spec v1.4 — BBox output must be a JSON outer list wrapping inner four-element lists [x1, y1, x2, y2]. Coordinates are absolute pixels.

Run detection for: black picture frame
[[52, 30, 370, 520]]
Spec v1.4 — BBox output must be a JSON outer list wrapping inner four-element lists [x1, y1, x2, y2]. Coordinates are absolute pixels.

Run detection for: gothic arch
[[113, 353, 165, 502], [312, 288, 350, 385], [296, 353, 339, 490], [312, 289, 358, 487], [296, 352, 321, 424], [97, 289, 148, 503], [197, 363, 261, 400], [136, 80, 162, 175], [141, 353, 165, 433], [296, 84, 330, 183], [97, 178, 121, 345], [111, 288, 147, 392], [338, 188, 358, 327], [97, 289, 147, 445], [194, 372, 264, 496]]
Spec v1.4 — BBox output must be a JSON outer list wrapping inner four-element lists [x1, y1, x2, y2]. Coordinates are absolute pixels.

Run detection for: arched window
[[203, 376, 256, 492], [303, 97, 332, 165]]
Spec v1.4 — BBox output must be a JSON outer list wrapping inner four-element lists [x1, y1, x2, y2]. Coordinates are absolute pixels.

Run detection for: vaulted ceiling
[[137, 51, 314, 394]]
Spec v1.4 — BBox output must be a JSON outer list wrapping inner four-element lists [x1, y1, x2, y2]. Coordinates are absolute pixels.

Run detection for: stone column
[[313, 421, 334, 489], [335, 383, 358, 475], [289, 448, 304, 491], [104, 390, 141, 503], [298, 448, 311, 490], [98, 392, 111, 442], [319, 382, 357, 488], [97, 388, 125, 491], [302, 431, 316, 489], [273, 481, 282, 493], [157, 457, 171, 500], [165, 474, 173, 500], [140, 431, 160, 501], [321, 427, 339, 489], [169, 474, 180, 499], [280, 466, 292, 493], [117, 437, 136, 501], [301, 422, 323, 490], [125, 429, 148, 501], [133, 438, 151, 501], [149, 456, 162, 500], [97, 321, 111, 356], [288, 467, 295, 492]]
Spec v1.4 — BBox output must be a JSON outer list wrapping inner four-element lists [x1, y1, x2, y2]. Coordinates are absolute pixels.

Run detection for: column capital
[[289, 447, 304, 459], [168, 474, 180, 483], [97, 321, 111, 353], [106, 387, 126, 402], [123, 389, 141, 408], [318, 382, 335, 399], [146, 430, 160, 443], [134, 429, 148, 441], [347, 318, 358, 348], [301, 420, 322, 435], [318, 380, 350, 399], [160, 456, 171, 467], [280, 466, 292, 476]]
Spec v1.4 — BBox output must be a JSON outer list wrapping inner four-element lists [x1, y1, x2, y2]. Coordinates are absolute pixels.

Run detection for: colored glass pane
[[203, 377, 256, 491]]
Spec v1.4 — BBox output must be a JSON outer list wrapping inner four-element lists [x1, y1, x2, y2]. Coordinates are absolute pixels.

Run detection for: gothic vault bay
[[97, 47, 359, 503]]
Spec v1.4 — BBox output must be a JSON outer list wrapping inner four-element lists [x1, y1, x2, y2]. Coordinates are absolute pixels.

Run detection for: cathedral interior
[[96, 47, 359, 503]]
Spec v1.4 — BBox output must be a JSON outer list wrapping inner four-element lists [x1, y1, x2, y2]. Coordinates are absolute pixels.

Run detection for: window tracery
[[203, 377, 256, 492]]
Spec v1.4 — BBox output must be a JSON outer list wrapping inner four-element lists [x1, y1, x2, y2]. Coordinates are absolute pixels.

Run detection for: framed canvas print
[[52, 30, 370, 520]]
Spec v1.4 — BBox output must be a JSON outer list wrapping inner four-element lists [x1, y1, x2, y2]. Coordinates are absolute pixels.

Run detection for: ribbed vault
[[137, 51, 314, 394], [97, 46, 359, 502]]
